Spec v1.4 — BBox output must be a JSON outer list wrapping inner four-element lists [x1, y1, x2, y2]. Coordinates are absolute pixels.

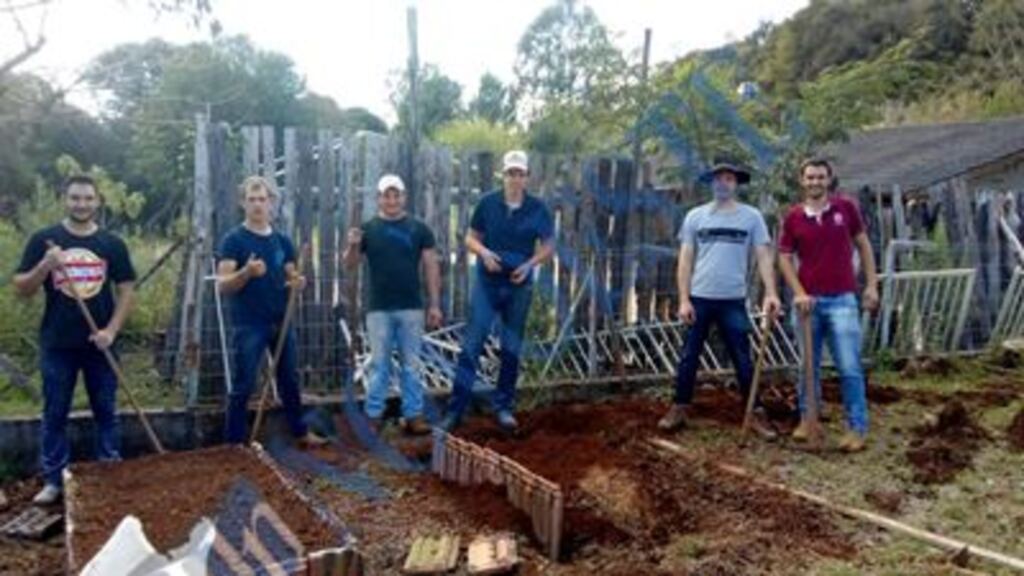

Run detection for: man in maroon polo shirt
[[778, 158, 879, 453]]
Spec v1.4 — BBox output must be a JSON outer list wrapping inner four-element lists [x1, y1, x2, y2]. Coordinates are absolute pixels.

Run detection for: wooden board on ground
[[467, 533, 518, 575], [402, 533, 460, 574], [0, 507, 62, 540]]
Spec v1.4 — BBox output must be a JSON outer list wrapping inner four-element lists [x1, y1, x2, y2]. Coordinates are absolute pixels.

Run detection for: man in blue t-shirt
[[657, 160, 781, 440], [441, 150, 554, 432], [217, 176, 326, 446]]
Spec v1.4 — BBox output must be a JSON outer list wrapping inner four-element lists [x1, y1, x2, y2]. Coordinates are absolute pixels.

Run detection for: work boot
[[403, 416, 432, 436], [747, 408, 778, 441], [32, 484, 62, 506], [791, 420, 810, 441], [298, 431, 329, 448], [496, 411, 519, 433], [658, 404, 689, 432], [838, 431, 867, 453]]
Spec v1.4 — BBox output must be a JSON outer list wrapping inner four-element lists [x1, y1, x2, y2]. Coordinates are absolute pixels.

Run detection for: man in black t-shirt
[[341, 174, 442, 436], [14, 175, 137, 505], [217, 176, 326, 446]]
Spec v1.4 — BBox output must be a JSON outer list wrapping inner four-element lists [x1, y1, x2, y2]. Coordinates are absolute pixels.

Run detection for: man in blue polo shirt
[[441, 150, 554, 432]]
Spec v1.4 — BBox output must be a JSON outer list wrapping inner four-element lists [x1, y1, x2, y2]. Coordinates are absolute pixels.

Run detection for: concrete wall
[[0, 378, 666, 479]]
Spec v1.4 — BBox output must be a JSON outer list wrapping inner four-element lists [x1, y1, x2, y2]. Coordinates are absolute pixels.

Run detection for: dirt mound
[[1008, 408, 1024, 452], [864, 489, 904, 514], [906, 401, 989, 484], [900, 356, 958, 379], [461, 397, 856, 570]]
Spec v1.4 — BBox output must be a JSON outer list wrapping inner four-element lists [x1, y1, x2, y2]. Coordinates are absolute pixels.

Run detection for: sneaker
[[403, 416, 432, 436], [747, 409, 778, 441], [658, 405, 689, 431], [32, 484, 62, 506], [298, 431, 329, 448], [496, 411, 519, 432], [838, 431, 867, 453]]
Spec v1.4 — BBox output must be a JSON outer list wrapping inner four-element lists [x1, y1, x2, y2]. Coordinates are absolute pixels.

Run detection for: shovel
[[46, 240, 165, 454], [797, 307, 826, 450]]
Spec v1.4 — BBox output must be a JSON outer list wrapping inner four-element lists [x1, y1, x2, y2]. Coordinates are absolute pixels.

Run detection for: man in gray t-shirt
[[680, 202, 770, 299], [658, 160, 781, 440]]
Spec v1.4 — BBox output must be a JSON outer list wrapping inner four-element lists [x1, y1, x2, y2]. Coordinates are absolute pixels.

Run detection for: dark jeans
[[40, 347, 121, 486], [225, 323, 308, 443], [674, 297, 757, 408], [448, 279, 533, 419]]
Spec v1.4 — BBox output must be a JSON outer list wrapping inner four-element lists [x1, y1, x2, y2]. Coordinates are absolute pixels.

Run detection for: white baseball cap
[[377, 174, 406, 193], [502, 150, 529, 173]]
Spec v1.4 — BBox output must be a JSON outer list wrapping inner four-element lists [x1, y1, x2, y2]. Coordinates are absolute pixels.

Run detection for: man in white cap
[[342, 174, 442, 435], [441, 150, 554, 432]]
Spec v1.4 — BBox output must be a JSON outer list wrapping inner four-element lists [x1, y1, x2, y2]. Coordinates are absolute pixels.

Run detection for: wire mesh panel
[[864, 269, 976, 357], [991, 267, 1024, 345]]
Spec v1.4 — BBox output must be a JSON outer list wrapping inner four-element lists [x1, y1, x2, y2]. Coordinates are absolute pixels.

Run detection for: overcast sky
[[2, 0, 808, 123]]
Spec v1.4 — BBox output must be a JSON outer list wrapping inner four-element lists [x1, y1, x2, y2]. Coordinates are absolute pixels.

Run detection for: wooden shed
[[827, 117, 1024, 344]]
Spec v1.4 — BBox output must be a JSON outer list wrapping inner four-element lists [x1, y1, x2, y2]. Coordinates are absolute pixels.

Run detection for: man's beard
[[68, 210, 95, 224], [804, 185, 826, 199]]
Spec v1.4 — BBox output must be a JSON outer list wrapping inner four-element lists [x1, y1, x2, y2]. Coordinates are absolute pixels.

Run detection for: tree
[[969, 0, 1024, 79], [85, 35, 310, 228], [391, 64, 463, 138], [0, 73, 116, 217], [1, 0, 215, 79], [435, 118, 523, 153], [468, 73, 516, 125], [514, 0, 627, 110]]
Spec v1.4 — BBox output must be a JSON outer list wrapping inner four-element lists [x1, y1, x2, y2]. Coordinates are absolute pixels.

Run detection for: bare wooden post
[[317, 130, 338, 388], [182, 114, 212, 407], [406, 6, 421, 216], [454, 153, 471, 320]]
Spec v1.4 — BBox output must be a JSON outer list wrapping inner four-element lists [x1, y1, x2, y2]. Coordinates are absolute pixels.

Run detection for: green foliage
[[391, 64, 464, 138], [514, 0, 627, 108], [799, 39, 943, 141], [514, 0, 640, 155], [468, 73, 517, 125], [434, 119, 523, 154]]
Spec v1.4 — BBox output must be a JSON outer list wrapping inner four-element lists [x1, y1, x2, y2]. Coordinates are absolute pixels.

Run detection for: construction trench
[[3, 373, 1024, 575]]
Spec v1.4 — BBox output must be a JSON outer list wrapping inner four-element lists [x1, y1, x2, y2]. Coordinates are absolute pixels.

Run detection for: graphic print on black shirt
[[16, 224, 136, 350]]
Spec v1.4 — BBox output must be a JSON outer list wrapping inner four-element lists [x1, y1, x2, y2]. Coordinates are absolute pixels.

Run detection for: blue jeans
[[225, 323, 308, 443], [674, 297, 757, 408], [40, 347, 121, 486], [365, 309, 425, 419], [449, 279, 533, 418], [793, 293, 869, 435]]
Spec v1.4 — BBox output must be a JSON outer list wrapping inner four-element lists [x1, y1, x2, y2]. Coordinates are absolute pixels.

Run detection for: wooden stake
[[250, 245, 306, 443], [798, 309, 825, 449], [741, 315, 773, 441]]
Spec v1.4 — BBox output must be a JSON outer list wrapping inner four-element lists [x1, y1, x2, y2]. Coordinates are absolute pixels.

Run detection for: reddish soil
[[906, 401, 990, 484], [456, 397, 857, 573], [68, 445, 342, 568], [1008, 408, 1024, 452], [0, 479, 65, 576]]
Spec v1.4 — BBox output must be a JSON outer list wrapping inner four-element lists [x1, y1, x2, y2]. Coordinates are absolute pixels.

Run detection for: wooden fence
[[168, 118, 682, 403]]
